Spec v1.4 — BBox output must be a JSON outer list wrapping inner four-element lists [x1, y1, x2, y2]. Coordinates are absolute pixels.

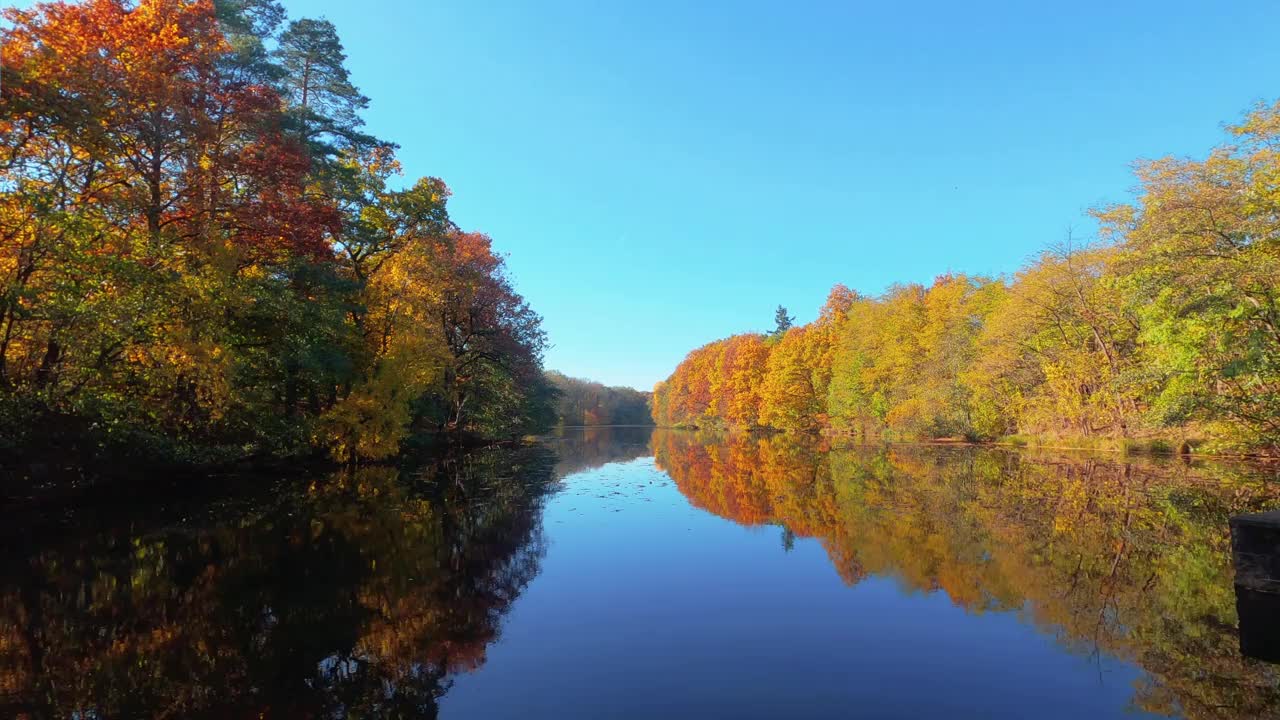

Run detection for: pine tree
[[771, 305, 794, 338], [274, 18, 377, 155]]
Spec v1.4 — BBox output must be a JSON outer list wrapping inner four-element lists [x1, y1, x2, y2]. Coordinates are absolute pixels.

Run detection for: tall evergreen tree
[[273, 18, 377, 155], [213, 0, 286, 84], [772, 305, 795, 338]]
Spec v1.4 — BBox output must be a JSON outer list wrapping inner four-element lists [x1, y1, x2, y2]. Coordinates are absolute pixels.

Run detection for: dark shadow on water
[[0, 444, 558, 719], [544, 425, 655, 478], [1231, 510, 1280, 664]]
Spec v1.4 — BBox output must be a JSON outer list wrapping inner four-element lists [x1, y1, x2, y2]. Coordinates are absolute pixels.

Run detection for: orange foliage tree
[[0, 0, 556, 463]]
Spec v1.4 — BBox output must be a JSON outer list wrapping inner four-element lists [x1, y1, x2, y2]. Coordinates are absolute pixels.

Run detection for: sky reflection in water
[[3, 427, 1279, 719]]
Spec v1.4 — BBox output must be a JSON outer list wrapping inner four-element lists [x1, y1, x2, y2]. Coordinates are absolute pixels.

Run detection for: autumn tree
[[1099, 103, 1280, 453], [546, 372, 652, 426], [657, 100, 1280, 454], [759, 326, 823, 430], [0, 0, 335, 449], [968, 243, 1139, 441], [719, 334, 770, 427], [650, 380, 670, 426], [0, 0, 557, 463]]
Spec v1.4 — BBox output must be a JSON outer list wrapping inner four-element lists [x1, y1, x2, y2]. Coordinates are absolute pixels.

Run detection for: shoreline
[[648, 425, 1280, 463]]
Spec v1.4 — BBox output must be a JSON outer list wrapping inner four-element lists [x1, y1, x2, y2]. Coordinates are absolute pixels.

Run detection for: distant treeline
[[0, 0, 557, 464], [653, 102, 1280, 455], [547, 372, 653, 427]]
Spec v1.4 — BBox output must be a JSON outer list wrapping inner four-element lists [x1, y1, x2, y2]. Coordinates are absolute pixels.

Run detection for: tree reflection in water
[[546, 425, 655, 479], [3, 431, 1279, 719], [654, 430, 1280, 720], [0, 446, 559, 719]]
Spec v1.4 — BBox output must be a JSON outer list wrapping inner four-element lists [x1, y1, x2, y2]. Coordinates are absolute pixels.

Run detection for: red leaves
[[2, 0, 339, 266], [233, 133, 340, 263], [435, 230, 546, 373]]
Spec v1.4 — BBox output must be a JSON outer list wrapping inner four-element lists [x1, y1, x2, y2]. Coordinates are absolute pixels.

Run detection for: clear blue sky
[[276, 3, 1280, 388]]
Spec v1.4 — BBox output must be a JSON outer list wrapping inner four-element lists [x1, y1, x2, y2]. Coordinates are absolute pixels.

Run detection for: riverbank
[[652, 423, 1280, 462], [0, 416, 547, 509]]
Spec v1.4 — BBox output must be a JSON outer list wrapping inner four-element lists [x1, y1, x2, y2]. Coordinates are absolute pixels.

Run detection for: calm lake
[[3, 427, 1279, 718]]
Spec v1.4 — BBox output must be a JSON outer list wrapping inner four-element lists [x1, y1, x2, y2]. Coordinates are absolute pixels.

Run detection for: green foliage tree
[[771, 304, 794, 338], [1098, 103, 1280, 453], [274, 17, 377, 155]]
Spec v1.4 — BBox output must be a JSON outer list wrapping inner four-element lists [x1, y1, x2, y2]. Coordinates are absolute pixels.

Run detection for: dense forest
[[0, 0, 560, 463], [653, 105, 1280, 455], [546, 371, 652, 427]]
